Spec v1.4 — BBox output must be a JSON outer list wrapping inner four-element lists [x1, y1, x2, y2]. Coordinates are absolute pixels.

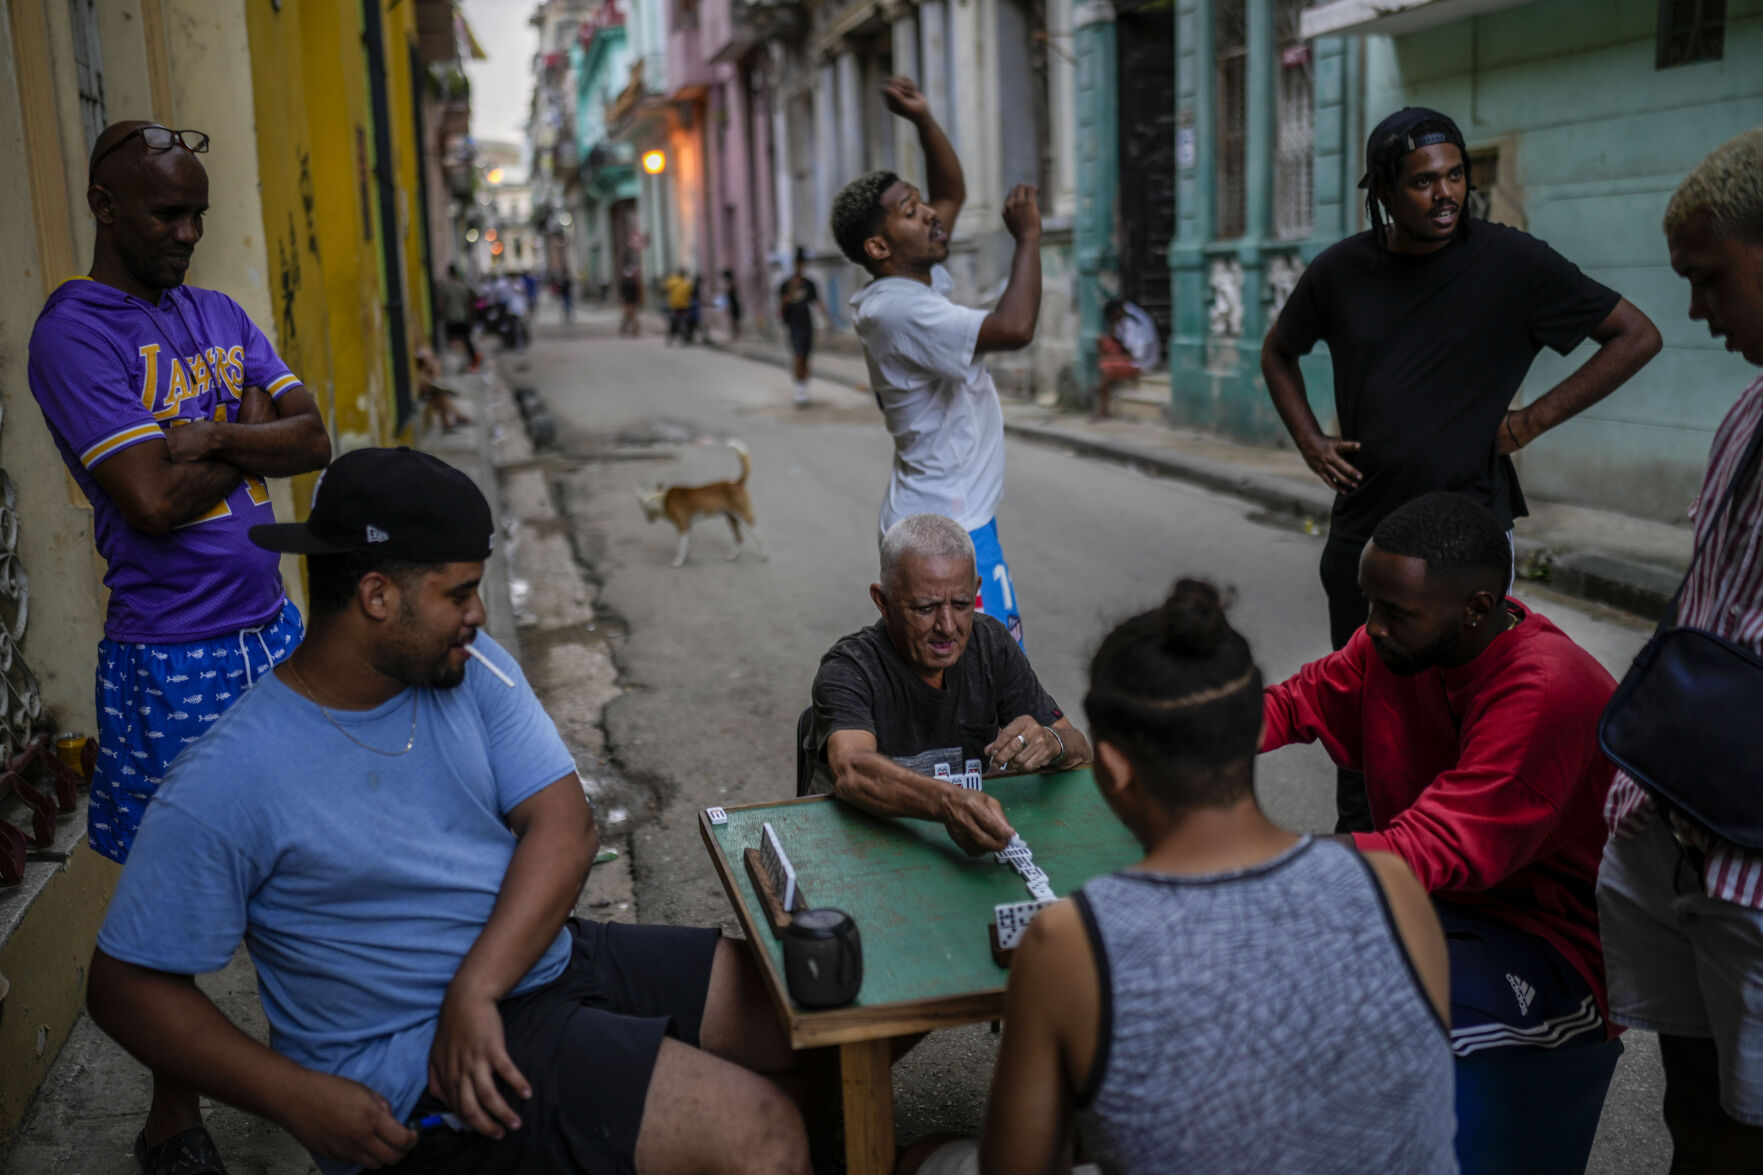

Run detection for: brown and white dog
[[635, 439, 770, 567]]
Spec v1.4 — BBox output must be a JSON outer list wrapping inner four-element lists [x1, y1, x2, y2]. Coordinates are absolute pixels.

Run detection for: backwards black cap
[[1358, 107, 1468, 189], [250, 447, 494, 562]]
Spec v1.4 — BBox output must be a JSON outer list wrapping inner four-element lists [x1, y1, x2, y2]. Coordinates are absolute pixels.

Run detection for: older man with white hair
[[807, 514, 1089, 854]]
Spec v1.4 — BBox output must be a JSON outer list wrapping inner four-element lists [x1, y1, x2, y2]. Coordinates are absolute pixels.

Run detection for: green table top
[[699, 768, 1142, 1047]]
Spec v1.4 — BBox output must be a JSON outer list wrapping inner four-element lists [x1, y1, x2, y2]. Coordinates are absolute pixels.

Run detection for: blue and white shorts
[[969, 517, 1023, 649], [90, 598, 303, 863]]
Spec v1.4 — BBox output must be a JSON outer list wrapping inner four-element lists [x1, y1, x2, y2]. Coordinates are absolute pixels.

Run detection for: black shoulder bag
[[1598, 423, 1763, 851]]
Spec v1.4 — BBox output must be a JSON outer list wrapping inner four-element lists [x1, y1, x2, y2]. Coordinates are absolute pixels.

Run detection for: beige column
[[769, 45, 796, 258], [1045, 0, 1078, 217], [814, 56, 839, 249], [887, 3, 920, 185], [917, 0, 950, 138], [836, 45, 864, 183]]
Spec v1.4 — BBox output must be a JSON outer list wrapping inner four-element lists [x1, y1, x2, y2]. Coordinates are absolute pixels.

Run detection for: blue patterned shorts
[[90, 599, 303, 863]]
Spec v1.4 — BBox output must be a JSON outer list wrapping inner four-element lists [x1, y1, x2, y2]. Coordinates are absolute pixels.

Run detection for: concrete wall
[[1363, 0, 1763, 520]]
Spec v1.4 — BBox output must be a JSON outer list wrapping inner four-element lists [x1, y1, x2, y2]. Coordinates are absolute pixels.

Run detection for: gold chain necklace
[[283, 660, 418, 757]]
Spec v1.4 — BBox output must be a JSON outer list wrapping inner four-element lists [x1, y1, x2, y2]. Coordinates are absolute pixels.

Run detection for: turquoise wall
[[1363, 0, 1763, 520]]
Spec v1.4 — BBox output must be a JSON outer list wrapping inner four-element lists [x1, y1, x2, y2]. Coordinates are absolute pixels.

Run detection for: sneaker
[[135, 1127, 227, 1175]]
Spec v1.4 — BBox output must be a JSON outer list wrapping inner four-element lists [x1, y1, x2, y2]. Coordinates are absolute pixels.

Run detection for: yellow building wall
[[382, 0, 435, 413], [299, 1, 391, 454], [244, 0, 335, 521]]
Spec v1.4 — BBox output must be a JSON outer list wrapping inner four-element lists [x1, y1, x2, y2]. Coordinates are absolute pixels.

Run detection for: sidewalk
[[0, 360, 630, 1174], [706, 329, 1693, 621]]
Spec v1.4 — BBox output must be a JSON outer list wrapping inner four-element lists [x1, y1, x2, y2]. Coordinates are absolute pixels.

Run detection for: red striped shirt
[[1606, 373, 1763, 906]]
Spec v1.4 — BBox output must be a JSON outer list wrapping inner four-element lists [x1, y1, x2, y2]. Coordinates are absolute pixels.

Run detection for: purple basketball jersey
[[28, 279, 302, 642]]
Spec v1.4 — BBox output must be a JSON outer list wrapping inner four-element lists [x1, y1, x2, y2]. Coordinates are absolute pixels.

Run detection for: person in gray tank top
[[902, 579, 1457, 1175]]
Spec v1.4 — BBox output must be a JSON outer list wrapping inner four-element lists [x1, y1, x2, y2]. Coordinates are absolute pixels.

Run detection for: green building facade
[[1075, 0, 1763, 522]]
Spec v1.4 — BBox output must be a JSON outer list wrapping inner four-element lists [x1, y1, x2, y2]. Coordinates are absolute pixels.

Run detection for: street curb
[[1002, 419, 1337, 521], [1548, 551, 1678, 622]]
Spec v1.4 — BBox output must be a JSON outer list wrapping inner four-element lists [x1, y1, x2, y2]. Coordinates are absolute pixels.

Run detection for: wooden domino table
[[698, 768, 1138, 1175]]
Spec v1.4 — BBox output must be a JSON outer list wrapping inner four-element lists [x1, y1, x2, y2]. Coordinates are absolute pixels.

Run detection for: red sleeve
[[1352, 662, 1609, 893], [1260, 633, 1370, 771]]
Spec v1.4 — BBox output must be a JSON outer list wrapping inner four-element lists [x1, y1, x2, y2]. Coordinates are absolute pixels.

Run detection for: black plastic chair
[[795, 705, 815, 797]]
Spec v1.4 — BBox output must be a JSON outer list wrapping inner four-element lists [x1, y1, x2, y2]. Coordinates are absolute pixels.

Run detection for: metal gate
[[1116, 2, 1176, 351]]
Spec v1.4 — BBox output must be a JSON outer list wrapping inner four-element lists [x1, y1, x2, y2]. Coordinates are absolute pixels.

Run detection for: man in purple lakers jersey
[[27, 120, 330, 1174]]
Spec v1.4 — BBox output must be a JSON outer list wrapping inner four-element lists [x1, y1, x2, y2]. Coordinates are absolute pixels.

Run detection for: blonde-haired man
[[1598, 127, 1763, 1173]]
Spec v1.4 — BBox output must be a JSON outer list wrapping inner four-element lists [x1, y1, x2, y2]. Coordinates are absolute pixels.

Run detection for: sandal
[[134, 1127, 229, 1175]]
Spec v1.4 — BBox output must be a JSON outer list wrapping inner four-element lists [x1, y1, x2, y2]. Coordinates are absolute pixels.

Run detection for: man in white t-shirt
[[831, 76, 1043, 646]]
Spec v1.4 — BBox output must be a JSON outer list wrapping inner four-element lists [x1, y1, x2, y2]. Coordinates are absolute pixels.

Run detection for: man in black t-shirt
[[1262, 106, 1661, 833], [779, 248, 828, 406], [809, 514, 1090, 854]]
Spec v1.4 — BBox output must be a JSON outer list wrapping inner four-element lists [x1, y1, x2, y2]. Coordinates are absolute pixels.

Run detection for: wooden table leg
[[840, 1037, 896, 1175]]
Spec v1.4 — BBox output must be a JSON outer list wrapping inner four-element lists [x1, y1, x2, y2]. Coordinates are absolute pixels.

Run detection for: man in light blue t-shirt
[[87, 448, 809, 1175]]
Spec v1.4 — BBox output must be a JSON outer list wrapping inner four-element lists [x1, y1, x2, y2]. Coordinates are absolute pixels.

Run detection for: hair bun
[[1157, 579, 1231, 656]]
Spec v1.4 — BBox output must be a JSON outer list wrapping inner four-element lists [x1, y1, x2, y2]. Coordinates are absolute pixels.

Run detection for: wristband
[[1044, 725, 1067, 765]]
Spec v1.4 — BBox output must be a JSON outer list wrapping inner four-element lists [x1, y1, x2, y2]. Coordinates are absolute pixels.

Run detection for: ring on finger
[[1015, 733, 1027, 749]]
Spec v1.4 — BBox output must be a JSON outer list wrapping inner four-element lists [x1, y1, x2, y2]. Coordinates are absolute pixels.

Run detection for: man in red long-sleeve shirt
[[1262, 491, 1620, 1174]]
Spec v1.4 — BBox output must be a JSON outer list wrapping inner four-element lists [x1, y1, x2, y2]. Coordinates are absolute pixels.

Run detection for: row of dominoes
[[995, 834, 1055, 901], [759, 821, 798, 911], [934, 759, 985, 790], [994, 897, 1056, 950]]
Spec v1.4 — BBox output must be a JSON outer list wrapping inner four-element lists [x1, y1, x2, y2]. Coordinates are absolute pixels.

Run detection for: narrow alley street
[[513, 306, 1671, 1171]]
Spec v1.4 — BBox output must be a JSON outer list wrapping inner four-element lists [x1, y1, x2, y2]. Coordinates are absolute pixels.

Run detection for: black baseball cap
[[250, 447, 494, 562], [1358, 107, 1468, 189]]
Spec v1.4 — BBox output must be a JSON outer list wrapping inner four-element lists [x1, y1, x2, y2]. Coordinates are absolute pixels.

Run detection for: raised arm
[[883, 77, 965, 235], [975, 185, 1043, 355], [88, 950, 417, 1166], [1499, 297, 1661, 454], [827, 728, 1016, 854], [162, 384, 333, 478], [1262, 327, 1363, 493], [429, 773, 596, 1138]]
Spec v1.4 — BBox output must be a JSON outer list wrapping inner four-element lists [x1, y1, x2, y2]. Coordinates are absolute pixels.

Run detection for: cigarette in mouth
[[465, 642, 516, 688]]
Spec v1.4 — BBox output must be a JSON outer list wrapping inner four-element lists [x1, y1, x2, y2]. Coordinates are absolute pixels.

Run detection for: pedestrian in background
[[619, 263, 641, 337], [1597, 127, 1763, 1175], [1261, 105, 1661, 833], [723, 268, 743, 341], [557, 270, 574, 326], [665, 268, 692, 345], [688, 272, 705, 344], [436, 263, 481, 372], [779, 248, 828, 406], [1089, 299, 1159, 421], [26, 119, 331, 1175]]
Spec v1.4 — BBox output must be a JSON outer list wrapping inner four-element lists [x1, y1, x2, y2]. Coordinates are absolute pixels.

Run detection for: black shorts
[[788, 319, 814, 358], [390, 918, 722, 1174], [443, 321, 473, 342]]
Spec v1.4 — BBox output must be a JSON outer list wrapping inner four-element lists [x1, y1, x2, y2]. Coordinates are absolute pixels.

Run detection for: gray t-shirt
[[807, 615, 1063, 793]]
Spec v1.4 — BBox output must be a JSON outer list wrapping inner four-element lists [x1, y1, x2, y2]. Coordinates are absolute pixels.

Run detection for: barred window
[[1273, 0, 1312, 240], [1657, 0, 1725, 67], [68, 0, 107, 157], [1214, 0, 1247, 240]]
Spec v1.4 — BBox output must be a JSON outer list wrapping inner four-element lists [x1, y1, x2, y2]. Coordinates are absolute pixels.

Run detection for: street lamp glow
[[558, 212, 573, 228], [464, 228, 479, 243], [486, 166, 506, 184], [642, 150, 666, 175]]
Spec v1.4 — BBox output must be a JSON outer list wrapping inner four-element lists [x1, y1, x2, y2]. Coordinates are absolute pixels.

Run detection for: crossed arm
[[91, 385, 332, 535], [826, 717, 1090, 855], [87, 774, 594, 1168]]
